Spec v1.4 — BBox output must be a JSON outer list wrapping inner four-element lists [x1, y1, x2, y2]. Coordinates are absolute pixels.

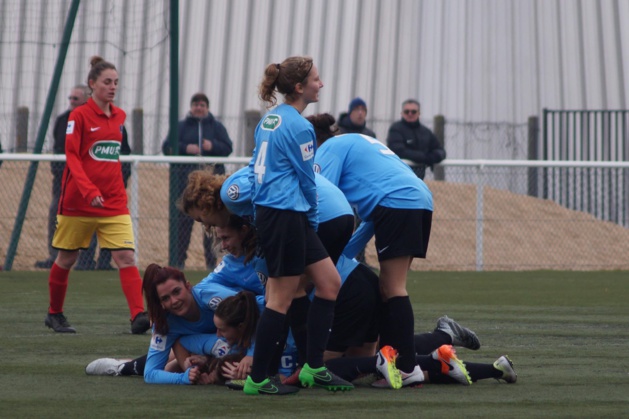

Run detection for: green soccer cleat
[[243, 376, 299, 395], [298, 363, 354, 392]]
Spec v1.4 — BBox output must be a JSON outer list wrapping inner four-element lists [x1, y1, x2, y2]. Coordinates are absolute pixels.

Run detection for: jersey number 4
[[253, 141, 268, 184]]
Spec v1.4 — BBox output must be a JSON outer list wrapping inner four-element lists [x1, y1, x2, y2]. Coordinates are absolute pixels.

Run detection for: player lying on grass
[[142, 265, 267, 385]]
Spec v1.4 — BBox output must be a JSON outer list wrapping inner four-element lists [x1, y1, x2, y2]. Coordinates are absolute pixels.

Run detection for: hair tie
[[275, 63, 281, 71]]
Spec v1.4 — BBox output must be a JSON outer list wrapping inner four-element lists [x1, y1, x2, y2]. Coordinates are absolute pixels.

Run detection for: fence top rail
[[3, 153, 629, 168]]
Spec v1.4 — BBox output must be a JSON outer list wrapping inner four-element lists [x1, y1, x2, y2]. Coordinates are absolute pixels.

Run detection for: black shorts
[[255, 206, 328, 277], [371, 206, 432, 261], [316, 214, 355, 265], [327, 263, 381, 352]]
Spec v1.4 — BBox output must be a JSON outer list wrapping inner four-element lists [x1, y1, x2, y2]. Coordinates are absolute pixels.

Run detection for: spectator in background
[[162, 92, 233, 270], [35, 86, 131, 271], [337, 97, 377, 138], [386, 99, 446, 179]]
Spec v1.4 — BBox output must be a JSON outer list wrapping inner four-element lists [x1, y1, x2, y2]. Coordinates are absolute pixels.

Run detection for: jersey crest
[[226, 184, 240, 201], [300, 141, 314, 161], [89, 141, 121, 162], [66, 120, 75, 134], [150, 333, 167, 351], [261, 114, 281, 130], [211, 339, 231, 358], [208, 296, 223, 310]]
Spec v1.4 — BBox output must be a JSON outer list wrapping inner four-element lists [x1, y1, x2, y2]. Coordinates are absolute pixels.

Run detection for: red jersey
[[58, 98, 129, 217]]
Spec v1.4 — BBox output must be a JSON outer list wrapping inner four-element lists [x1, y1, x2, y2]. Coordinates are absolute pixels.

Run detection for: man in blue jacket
[[163, 92, 233, 270]]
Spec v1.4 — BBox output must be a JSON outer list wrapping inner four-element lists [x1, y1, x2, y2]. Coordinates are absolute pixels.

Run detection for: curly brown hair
[[178, 169, 228, 221]]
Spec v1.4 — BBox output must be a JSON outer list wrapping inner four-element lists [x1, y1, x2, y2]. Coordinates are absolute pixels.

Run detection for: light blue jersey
[[248, 104, 318, 226], [144, 283, 241, 385], [222, 166, 350, 225], [314, 133, 433, 222], [315, 172, 353, 223], [220, 167, 254, 221], [200, 253, 266, 296]]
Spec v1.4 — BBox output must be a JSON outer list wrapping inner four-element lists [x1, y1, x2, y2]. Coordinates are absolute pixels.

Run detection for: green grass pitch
[[1, 269, 628, 418]]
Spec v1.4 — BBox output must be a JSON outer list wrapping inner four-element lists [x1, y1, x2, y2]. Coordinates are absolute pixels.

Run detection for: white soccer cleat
[[432, 344, 472, 385], [493, 355, 517, 384], [400, 365, 425, 387], [85, 358, 125, 376], [375, 345, 403, 389]]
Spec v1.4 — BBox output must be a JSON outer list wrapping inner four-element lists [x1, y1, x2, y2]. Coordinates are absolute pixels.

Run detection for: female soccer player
[[241, 56, 352, 395], [44, 56, 149, 334], [310, 113, 433, 387], [141, 264, 265, 384]]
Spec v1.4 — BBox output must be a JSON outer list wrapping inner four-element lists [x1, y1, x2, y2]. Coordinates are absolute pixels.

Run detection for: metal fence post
[[527, 115, 539, 197], [476, 165, 484, 271], [16, 107, 29, 152], [132, 108, 144, 155], [433, 114, 445, 181]]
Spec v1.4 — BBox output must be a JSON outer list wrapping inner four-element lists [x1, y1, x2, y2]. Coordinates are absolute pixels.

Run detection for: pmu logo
[[262, 115, 281, 130], [89, 141, 120, 161], [227, 184, 240, 201]]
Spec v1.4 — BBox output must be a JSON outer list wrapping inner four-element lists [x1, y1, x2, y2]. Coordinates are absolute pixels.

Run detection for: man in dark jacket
[[162, 92, 233, 270], [386, 99, 446, 179], [337, 97, 377, 138]]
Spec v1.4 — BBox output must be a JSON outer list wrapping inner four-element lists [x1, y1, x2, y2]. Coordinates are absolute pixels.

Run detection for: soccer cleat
[[493, 355, 517, 384], [375, 346, 403, 389], [432, 344, 472, 386], [130, 312, 151, 334], [435, 315, 481, 350], [243, 376, 300, 395], [225, 379, 246, 390], [400, 365, 425, 387], [85, 358, 125, 376], [299, 363, 354, 391], [45, 312, 76, 333]]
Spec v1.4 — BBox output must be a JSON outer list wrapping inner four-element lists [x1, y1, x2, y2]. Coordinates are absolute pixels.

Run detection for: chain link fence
[[2, 155, 628, 272]]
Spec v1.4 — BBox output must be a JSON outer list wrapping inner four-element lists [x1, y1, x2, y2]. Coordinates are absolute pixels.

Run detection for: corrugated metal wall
[[0, 0, 627, 157]]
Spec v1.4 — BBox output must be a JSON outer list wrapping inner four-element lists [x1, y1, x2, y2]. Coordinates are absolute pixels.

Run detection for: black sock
[[325, 356, 376, 382], [414, 331, 451, 355], [464, 362, 502, 382], [250, 308, 287, 382], [306, 296, 335, 369], [119, 354, 146, 376], [378, 302, 392, 347], [415, 355, 459, 384], [288, 295, 310, 366], [387, 296, 416, 373], [267, 316, 289, 376]]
